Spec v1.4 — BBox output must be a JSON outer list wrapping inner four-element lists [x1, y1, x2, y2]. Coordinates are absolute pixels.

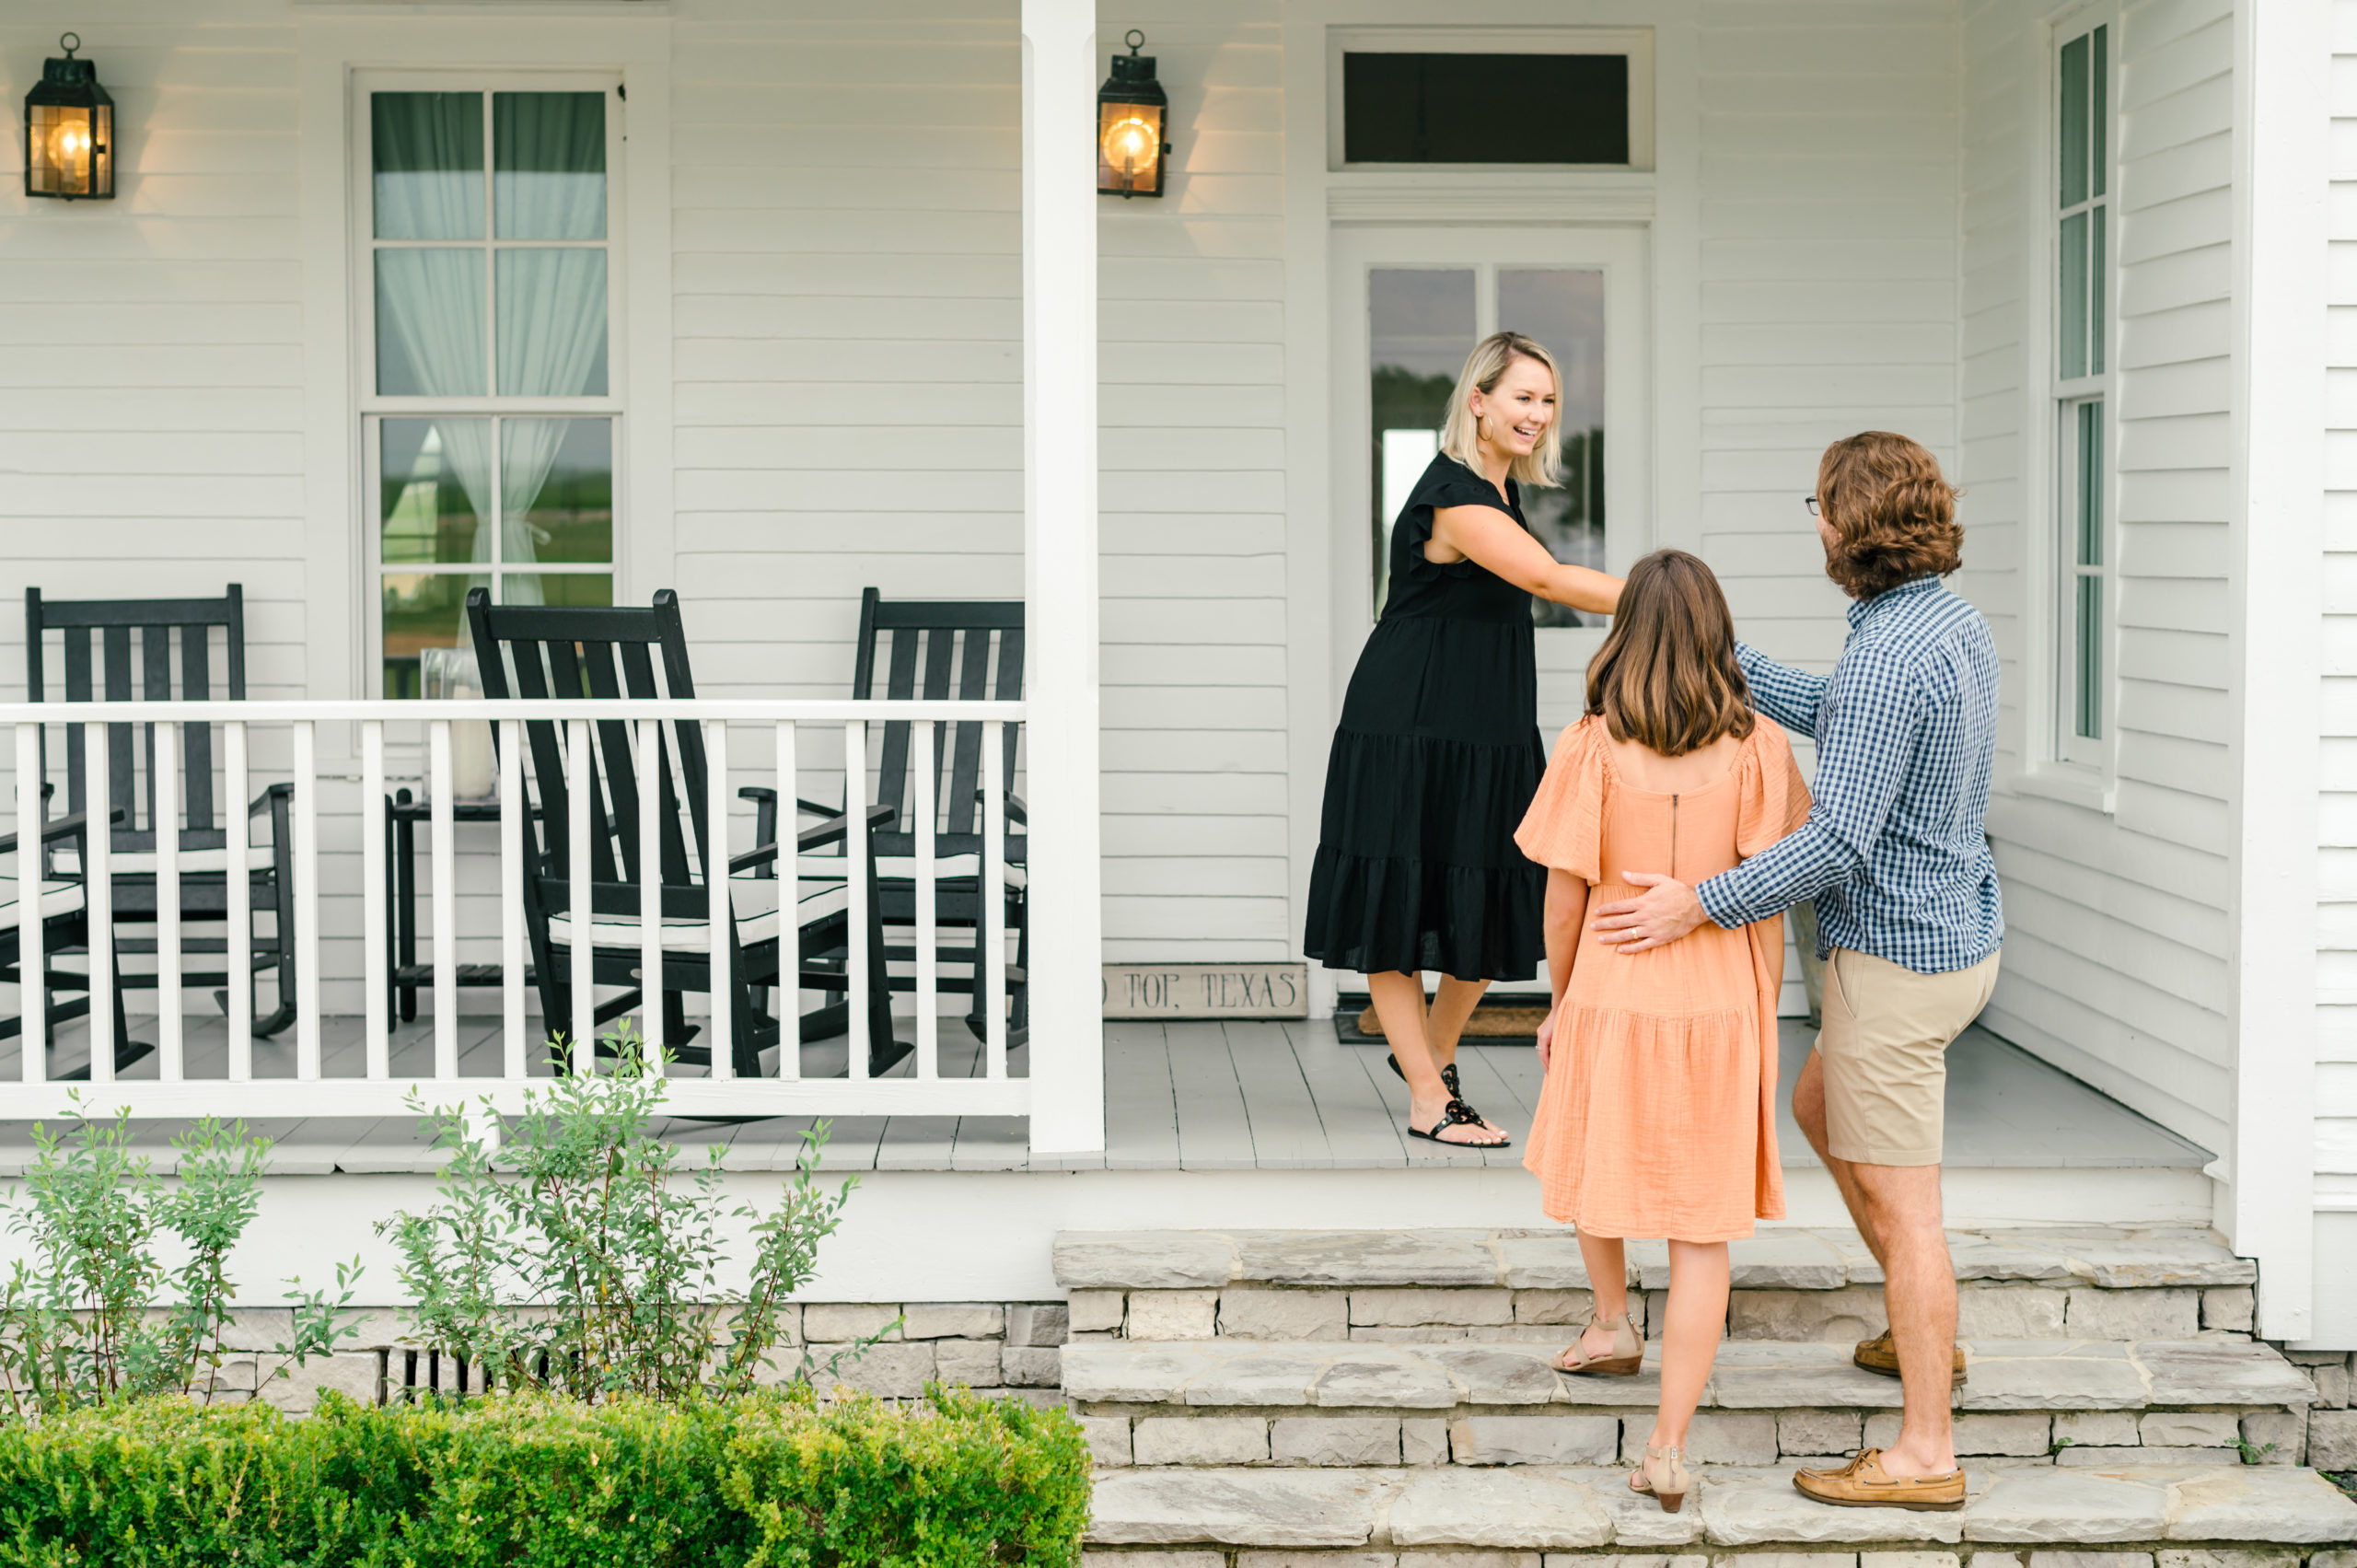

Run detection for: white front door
[[1328, 226, 1651, 738]]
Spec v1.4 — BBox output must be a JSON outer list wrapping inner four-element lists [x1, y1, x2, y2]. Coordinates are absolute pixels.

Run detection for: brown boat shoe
[[1853, 1329, 1968, 1387], [1792, 1448, 1967, 1512]]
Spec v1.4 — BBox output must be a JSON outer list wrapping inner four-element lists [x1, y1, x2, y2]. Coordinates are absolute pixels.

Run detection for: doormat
[[1333, 991, 1550, 1047]]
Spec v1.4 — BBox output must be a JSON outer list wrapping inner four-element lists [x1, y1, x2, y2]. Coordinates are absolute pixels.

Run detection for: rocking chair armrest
[[741, 787, 856, 819], [729, 842, 783, 874], [0, 807, 124, 856], [782, 802, 896, 857], [975, 788, 1028, 825], [247, 781, 295, 817], [732, 803, 893, 872]]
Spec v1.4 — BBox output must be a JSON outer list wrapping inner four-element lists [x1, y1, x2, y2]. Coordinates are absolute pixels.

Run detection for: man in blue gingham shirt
[[1700, 575, 2003, 969]]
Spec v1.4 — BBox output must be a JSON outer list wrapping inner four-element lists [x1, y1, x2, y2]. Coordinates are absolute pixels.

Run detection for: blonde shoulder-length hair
[[1438, 331, 1565, 490]]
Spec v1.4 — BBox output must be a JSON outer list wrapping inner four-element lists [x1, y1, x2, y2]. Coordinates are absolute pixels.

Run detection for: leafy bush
[[380, 1029, 884, 1400], [0, 1102, 360, 1417], [0, 1383, 1089, 1568]]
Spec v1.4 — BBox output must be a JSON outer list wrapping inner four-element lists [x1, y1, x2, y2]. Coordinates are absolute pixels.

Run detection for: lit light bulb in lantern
[[1102, 114, 1157, 175]]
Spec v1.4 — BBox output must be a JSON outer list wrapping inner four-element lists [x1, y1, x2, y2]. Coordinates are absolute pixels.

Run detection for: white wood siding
[[1960, 0, 2238, 1156], [2316, 0, 2357, 1323], [1098, 4, 1291, 963], [0, 19, 306, 700], [1695, 0, 1963, 669], [1688, 0, 1961, 1020]]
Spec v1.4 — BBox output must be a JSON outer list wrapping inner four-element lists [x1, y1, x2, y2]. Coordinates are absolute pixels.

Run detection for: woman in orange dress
[[1515, 549, 1811, 1515]]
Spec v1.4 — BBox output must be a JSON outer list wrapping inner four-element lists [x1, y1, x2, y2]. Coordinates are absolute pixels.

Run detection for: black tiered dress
[[1304, 453, 1548, 981]]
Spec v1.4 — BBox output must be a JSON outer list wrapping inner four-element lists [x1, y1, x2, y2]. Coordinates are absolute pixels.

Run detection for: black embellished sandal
[[1408, 1097, 1510, 1148], [1388, 1054, 1491, 1129]]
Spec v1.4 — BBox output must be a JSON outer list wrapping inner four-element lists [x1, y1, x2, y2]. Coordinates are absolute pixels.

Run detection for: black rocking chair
[[749, 588, 1028, 1044], [0, 807, 129, 1074], [466, 588, 907, 1075], [25, 585, 298, 1045]]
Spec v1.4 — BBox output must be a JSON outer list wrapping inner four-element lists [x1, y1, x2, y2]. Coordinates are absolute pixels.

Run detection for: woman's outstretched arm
[[1432, 503, 1623, 614]]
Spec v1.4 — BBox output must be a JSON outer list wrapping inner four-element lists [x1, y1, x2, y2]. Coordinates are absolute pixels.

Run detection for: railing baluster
[[705, 718, 732, 1080], [154, 719, 181, 1081], [293, 721, 319, 1080], [16, 722, 42, 1084], [982, 719, 1007, 1081], [225, 720, 250, 1079], [914, 719, 936, 1080], [774, 720, 798, 1080], [0, 697, 1026, 1119], [362, 721, 388, 1077], [86, 721, 111, 1084], [846, 718, 868, 1082], [568, 717, 593, 1071], [430, 720, 457, 1082], [499, 720, 525, 1079], [638, 718, 662, 1058]]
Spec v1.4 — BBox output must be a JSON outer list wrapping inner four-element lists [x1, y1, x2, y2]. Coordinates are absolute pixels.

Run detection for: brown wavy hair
[[1585, 549, 1755, 758], [1817, 431, 1963, 599]]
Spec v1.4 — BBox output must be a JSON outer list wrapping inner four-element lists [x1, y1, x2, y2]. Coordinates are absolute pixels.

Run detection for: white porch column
[[1020, 0, 1106, 1154], [2230, 0, 2328, 1341]]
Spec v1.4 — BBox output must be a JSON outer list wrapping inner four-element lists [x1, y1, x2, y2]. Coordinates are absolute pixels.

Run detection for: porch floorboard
[[0, 1015, 2210, 1176]]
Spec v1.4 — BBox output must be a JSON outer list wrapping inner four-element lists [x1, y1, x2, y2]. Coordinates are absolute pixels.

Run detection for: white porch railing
[[0, 698, 1028, 1125]]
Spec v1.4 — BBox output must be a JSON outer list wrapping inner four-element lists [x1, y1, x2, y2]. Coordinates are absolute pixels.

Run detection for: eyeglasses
[[1804, 496, 1821, 517]]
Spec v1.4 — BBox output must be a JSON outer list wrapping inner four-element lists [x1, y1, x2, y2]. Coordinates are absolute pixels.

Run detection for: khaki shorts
[[1817, 947, 2002, 1167]]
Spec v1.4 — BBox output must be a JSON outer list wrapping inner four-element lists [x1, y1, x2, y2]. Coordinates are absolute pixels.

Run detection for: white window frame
[[2045, 7, 2117, 776], [1325, 27, 1655, 174], [352, 69, 626, 698]]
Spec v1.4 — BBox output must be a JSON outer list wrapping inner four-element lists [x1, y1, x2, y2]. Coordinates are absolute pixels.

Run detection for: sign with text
[[1102, 962, 1310, 1019]]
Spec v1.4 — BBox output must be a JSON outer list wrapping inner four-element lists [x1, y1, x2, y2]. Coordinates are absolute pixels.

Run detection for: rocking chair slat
[[180, 624, 215, 833]]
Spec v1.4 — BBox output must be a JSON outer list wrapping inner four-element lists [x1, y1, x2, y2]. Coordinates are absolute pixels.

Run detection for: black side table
[[385, 788, 536, 1022]]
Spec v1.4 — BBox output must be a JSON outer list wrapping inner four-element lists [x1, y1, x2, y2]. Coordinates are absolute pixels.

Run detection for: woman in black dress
[[1306, 331, 1623, 1147]]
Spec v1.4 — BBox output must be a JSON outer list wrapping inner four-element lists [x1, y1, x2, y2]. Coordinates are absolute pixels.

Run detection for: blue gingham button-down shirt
[[1697, 575, 2003, 974]]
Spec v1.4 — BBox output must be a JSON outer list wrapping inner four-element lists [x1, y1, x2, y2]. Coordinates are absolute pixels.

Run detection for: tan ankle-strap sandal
[[1631, 1441, 1689, 1514], [1550, 1310, 1643, 1376]]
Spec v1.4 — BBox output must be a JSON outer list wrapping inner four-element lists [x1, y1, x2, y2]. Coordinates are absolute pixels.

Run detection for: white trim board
[[110, 1162, 2216, 1308]]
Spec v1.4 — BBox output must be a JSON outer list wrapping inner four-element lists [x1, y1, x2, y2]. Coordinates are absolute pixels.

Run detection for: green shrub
[[0, 1384, 1089, 1568], [0, 1102, 361, 1417], [382, 1028, 884, 1401]]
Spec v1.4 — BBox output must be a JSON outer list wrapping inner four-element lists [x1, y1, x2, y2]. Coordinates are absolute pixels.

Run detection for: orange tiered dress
[[1515, 714, 1812, 1242]]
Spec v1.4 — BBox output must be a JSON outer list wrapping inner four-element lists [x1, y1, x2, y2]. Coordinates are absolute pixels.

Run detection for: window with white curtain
[[360, 81, 621, 698], [2050, 16, 2111, 770]]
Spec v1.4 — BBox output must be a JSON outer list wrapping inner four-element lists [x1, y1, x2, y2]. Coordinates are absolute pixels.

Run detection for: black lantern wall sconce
[[25, 33, 113, 201], [1097, 29, 1167, 198]]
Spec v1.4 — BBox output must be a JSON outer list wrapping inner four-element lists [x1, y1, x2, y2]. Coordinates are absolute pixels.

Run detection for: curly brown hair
[[1817, 431, 1962, 600], [1585, 549, 1755, 758]]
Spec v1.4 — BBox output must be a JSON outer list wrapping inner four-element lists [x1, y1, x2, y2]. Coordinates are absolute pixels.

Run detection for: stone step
[[1063, 1338, 2319, 1467], [1082, 1461, 2357, 1553], [1053, 1228, 2257, 1348]]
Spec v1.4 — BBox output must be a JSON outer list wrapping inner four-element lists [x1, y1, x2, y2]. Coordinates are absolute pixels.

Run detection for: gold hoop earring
[[1475, 413, 1491, 441]]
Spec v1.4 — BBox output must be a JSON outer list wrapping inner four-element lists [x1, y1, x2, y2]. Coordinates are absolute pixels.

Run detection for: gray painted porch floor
[[0, 1011, 2210, 1177]]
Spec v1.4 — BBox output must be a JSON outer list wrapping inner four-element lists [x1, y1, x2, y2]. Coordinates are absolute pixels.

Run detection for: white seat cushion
[[542, 878, 847, 951], [801, 854, 1026, 889], [0, 877, 86, 933], [53, 844, 275, 876]]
